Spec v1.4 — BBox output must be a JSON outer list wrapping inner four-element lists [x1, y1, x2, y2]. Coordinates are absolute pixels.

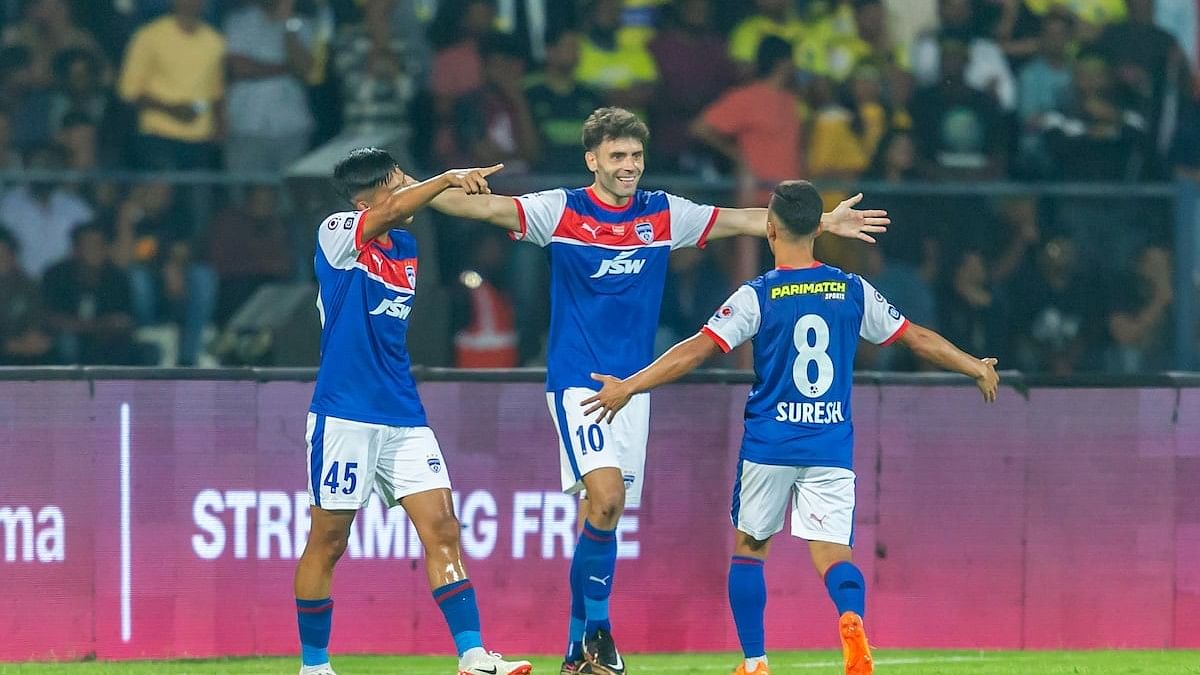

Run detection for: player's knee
[[424, 512, 462, 549], [307, 526, 351, 566], [587, 494, 624, 526]]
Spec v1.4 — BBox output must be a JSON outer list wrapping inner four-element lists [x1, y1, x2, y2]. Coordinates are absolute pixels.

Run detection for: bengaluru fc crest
[[635, 222, 653, 244], [405, 263, 417, 288]]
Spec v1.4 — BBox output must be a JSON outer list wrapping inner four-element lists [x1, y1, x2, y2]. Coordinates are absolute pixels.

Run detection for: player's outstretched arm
[[583, 333, 720, 422], [898, 322, 1001, 402], [413, 172, 522, 233], [706, 193, 890, 243], [365, 165, 504, 240]]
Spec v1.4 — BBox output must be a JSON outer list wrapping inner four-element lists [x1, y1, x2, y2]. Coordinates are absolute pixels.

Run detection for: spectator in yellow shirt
[[575, 0, 658, 113], [808, 65, 895, 181], [118, 0, 224, 169]]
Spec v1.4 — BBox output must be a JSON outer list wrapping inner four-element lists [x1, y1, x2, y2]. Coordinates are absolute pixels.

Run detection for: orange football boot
[[731, 660, 771, 675], [839, 611, 874, 674]]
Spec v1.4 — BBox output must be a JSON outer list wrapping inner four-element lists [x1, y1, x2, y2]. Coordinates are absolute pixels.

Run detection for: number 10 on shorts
[[323, 461, 359, 495], [575, 424, 604, 455]]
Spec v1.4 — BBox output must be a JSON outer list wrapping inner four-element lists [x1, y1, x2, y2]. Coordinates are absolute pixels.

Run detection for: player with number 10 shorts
[[419, 108, 890, 674]]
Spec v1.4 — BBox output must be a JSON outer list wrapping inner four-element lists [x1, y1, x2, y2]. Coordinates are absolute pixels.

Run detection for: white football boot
[[458, 649, 534, 675]]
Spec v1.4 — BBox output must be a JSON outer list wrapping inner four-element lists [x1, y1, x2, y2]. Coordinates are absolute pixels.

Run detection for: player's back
[[739, 264, 906, 469], [309, 210, 427, 427]]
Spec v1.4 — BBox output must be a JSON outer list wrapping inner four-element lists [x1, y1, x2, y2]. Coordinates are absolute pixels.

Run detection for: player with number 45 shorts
[[584, 181, 999, 675], [294, 148, 532, 675]]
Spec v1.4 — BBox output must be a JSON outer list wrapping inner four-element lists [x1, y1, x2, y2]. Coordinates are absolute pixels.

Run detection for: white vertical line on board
[[120, 402, 131, 643]]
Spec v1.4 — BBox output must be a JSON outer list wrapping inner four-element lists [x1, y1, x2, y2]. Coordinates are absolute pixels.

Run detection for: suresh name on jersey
[[309, 210, 427, 427], [512, 186, 718, 391], [702, 264, 909, 469]]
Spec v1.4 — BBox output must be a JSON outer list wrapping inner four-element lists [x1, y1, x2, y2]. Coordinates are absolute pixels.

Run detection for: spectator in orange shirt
[[690, 36, 803, 207]]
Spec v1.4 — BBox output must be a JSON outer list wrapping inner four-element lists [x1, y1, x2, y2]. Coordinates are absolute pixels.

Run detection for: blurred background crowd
[[0, 0, 1197, 373]]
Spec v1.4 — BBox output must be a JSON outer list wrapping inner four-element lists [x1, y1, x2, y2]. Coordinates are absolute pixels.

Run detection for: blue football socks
[[296, 597, 334, 667], [824, 561, 866, 617], [728, 557, 767, 658], [433, 579, 484, 656], [565, 547, 587, 662], [576, 520, 617, 636]]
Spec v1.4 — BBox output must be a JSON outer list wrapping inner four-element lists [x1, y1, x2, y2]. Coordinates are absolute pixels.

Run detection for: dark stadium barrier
[[1, 368, 1198, 660]]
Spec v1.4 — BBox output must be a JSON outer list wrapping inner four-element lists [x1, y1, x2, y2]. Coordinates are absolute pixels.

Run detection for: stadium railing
[[3, 169, 1196, 370]]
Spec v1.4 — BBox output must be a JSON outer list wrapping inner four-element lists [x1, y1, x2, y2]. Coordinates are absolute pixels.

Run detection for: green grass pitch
[[2, 650, 1198, 674]]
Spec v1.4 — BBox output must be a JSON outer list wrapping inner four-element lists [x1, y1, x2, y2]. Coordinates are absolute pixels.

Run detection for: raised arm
[[897, 322, 1000, 402], [583, 333, 720, 423], [426, 190, 522, 232], [706, 193, 891, 243], [363, 165, 502, 240], [400, 171, 521, 232]]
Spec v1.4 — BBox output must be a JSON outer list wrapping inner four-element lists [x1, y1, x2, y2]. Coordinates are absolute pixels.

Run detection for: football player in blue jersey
[[582, 181, 999, 675], [409, 108, 888, 674], [295, 149, 533, 675]]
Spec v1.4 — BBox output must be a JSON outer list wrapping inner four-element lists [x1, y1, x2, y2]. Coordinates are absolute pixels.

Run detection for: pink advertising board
[[1, 379, 1197, 660]]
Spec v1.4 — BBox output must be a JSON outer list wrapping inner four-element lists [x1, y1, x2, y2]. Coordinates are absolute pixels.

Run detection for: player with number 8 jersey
[[584, 181, 999, 675], [422, 108, 891, 675]]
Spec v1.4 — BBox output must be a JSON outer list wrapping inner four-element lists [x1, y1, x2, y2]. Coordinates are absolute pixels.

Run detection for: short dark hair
[[581, 107, 649, 151], [768, 181, 823, 237], [332, 148, 398, 203], [756, 36, 793, 78]]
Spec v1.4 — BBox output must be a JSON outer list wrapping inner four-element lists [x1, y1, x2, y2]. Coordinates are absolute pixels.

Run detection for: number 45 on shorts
[[323, 461, 358, 495]]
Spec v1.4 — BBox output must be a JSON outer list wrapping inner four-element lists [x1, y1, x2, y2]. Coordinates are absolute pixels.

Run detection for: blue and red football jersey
[[309, 210, 427, 426], [513, 187, 718, 391], [702, 264, 909, 469]]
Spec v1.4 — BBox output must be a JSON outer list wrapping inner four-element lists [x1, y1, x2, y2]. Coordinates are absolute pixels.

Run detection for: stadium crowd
[[0, 0, 1196, 372]]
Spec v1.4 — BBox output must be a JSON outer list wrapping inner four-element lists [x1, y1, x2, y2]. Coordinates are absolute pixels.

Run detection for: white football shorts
[[546, 388, 650, 509], [731, 460, 856, 545], [305, 413, 452, 510]]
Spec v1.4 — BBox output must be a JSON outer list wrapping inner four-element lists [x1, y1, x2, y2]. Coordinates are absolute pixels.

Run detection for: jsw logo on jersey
[[369, 295, 413, 320], [590, 250, 646, 278]]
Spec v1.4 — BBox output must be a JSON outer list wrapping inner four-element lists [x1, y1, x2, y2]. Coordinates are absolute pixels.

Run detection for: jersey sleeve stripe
[[701, 326, 732, 353], [880, 318, 911, 347], [509, 197, 528, 241], [697, 207, 720, 249]]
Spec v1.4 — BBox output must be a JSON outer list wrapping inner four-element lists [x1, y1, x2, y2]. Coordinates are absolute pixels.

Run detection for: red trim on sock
[[434, 581, 474, 605], [582, 527, 615, 542], [296, 601, 334, 614]]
